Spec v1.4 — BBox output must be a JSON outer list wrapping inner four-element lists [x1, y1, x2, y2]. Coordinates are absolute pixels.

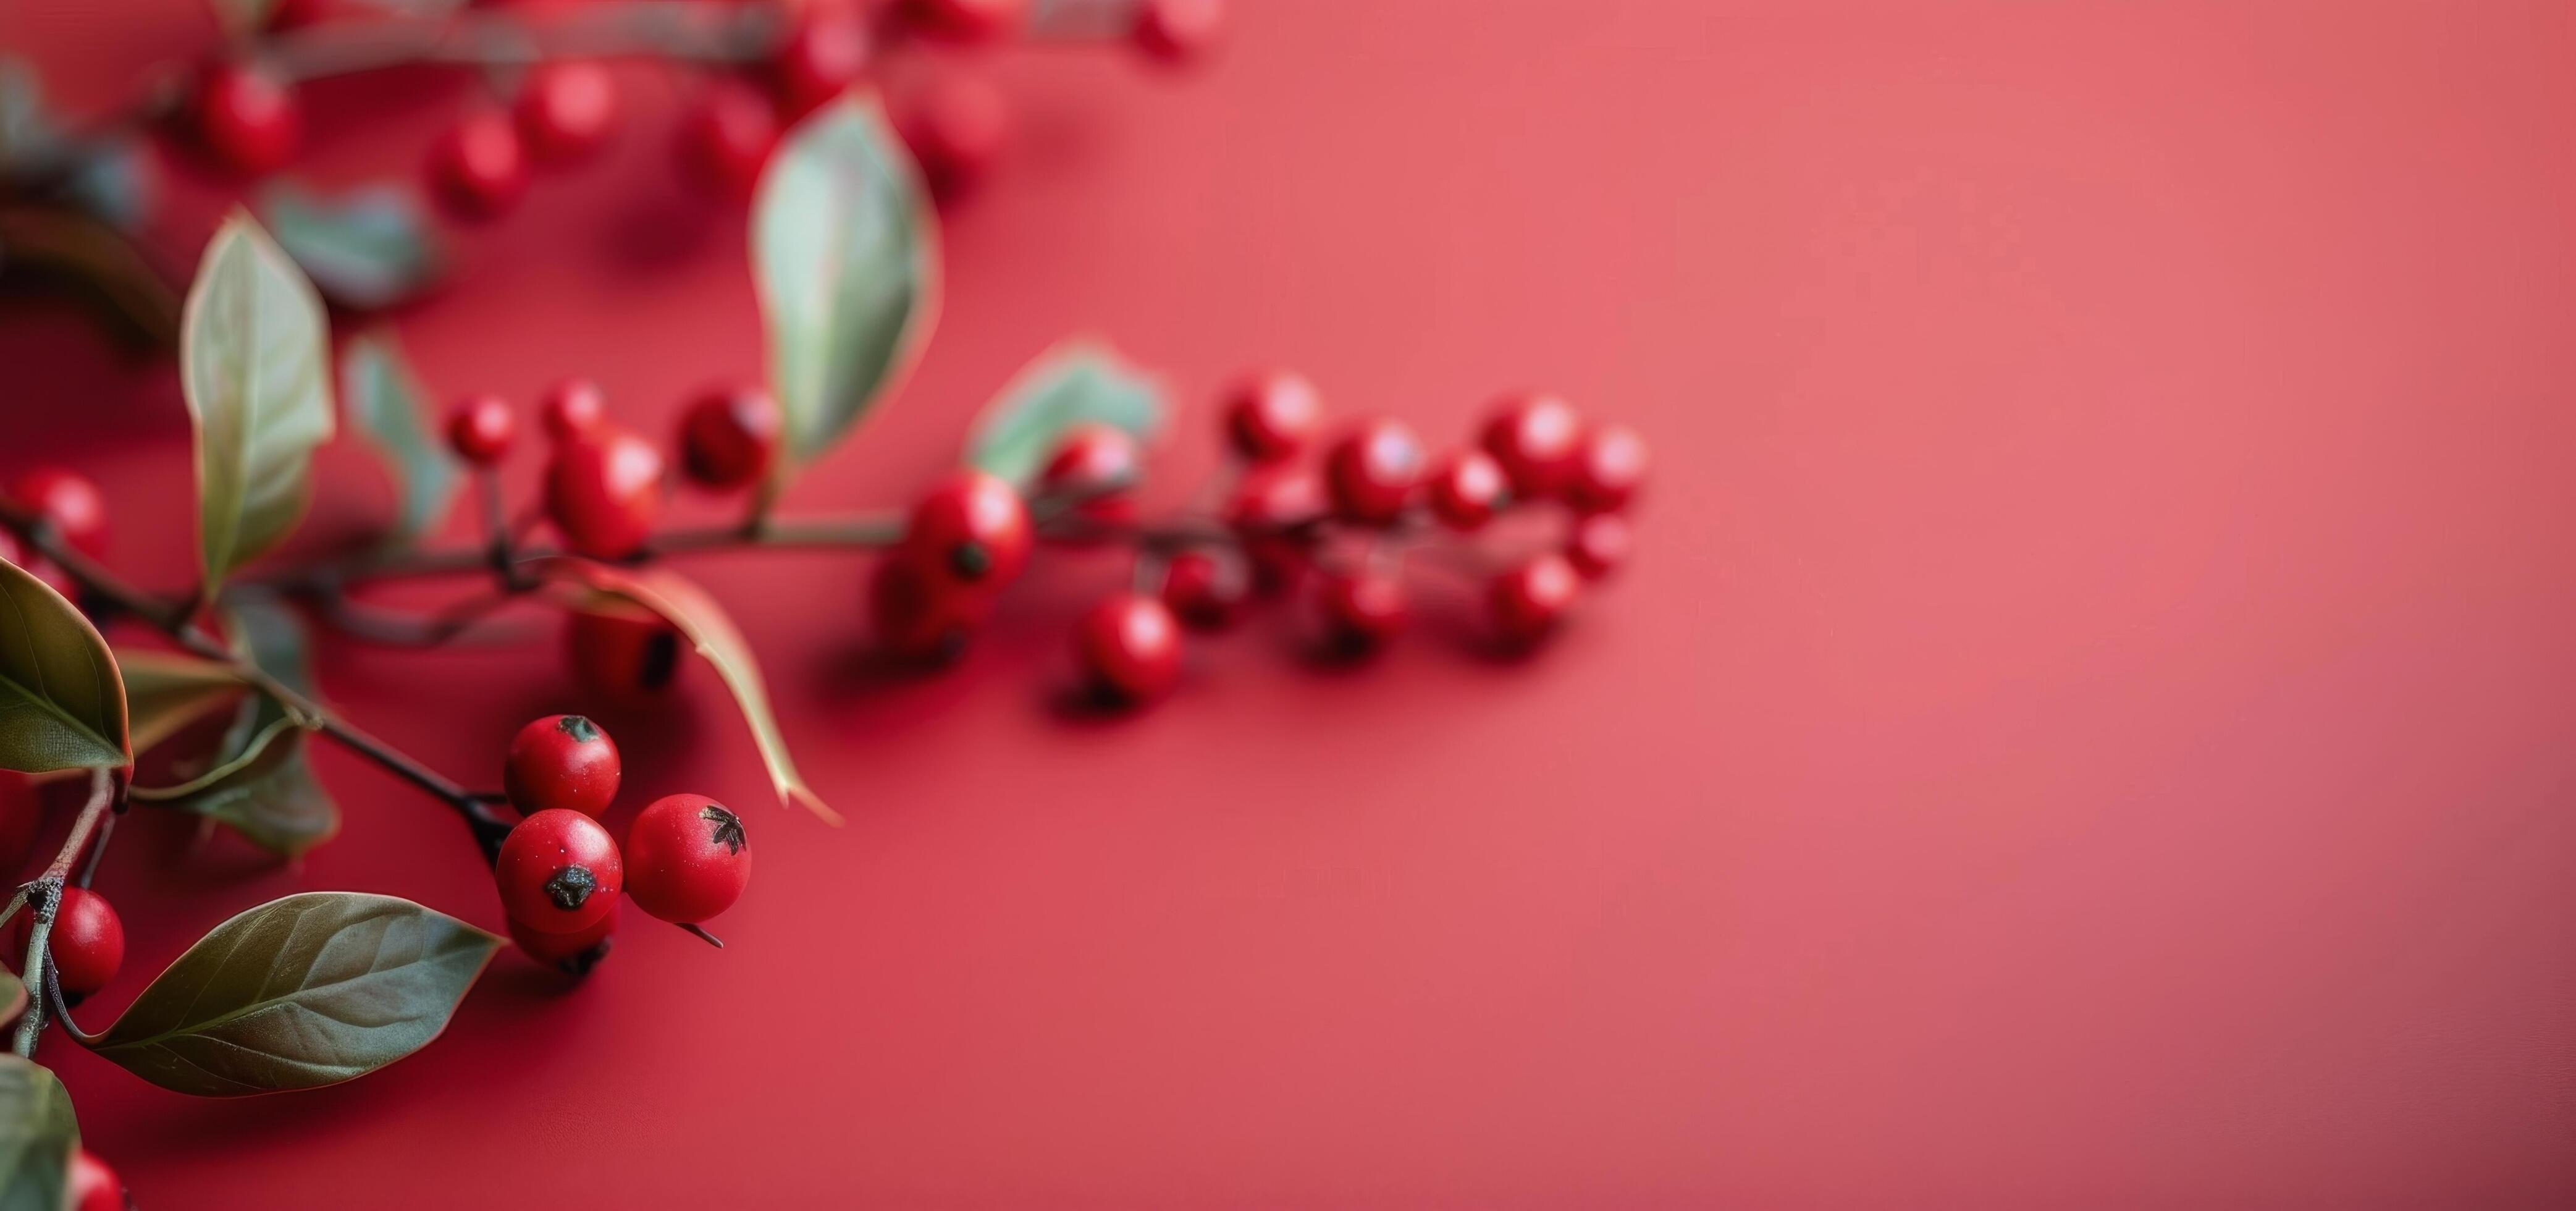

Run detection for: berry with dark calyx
[[1565, 511, 1631, 580], [623, 794, 752, 924], [1566, 423, 1648, 512], [1037, 423, 1142, 530], [545, 423, 665, 559], [677, 78, 780, 201], [427, 109, 529, 221], [504, 714, 621, 819], [1426, 448, 1508, 531], [903, 471, 1032, 592], [1312, 568, 1406, 654], [0, 533, 77, 602], [904, 0, 1024, 42], [445, 394, 516, 466], [1488, 552, 1580, 648], [6, 468, 108, 559], [898, 74, 1009, 200], [1480, 392, 1584, 497], [11, 887, 124, 997], [1160, 549, 1249, 631], [1221, 370, 1321, 463], [191, 63, 299, 175], [771, 9, 869, 119], [565, 602, 686, 701], [67, 1149, 122, 1211], [510, 898, 618, 975], [537, 378, 607, 442], [1225, 466, 1327, 589], [676, 384, 781, 491], [497, 808, 623, 935], [1134, 0, 1224, 66], [515, 61, 618, 164], [1324, 418, 1426, 526], [1075, 593, 1182, 706], [870, 555, 990, 665]]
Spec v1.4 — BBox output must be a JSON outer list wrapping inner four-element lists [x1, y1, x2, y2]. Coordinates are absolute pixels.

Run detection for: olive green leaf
[[964, 340, 1166, 487], [183, 211, 336, 598], [753, 97, 940, 482], [117, 649, 245, 756], [259, 181, 447, 312], [342, 331, 460, 544], [0, 1055, 77, 1211], [92, 892, 499, 1096], [534, 559, 838, 824], [156, 595, 336, 856], [0, 559, 127, 773]]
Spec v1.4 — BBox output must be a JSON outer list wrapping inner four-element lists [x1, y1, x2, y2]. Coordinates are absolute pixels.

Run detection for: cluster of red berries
[[494, 714, 752, 971], [448, 376, 780, 557]]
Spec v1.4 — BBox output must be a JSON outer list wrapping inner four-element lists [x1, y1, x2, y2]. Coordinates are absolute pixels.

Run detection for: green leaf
[[342, 332, 460, 544], [753, 97, 940, 479], [964, 340, 1166, 486], [259, 181, 448, 311], [534, 559, 838, 824], [0, 58, 59, 164], [0, 1055, 77, 1211], [0, 559, 127, 772], [117, 649, 244, 755], [183, 211, 336, 599], [92, 892, 500, 1096], [160, 594, 335, 856]]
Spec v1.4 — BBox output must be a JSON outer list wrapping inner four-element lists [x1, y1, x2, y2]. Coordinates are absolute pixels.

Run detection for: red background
[[9, 1, 2576, 1205]]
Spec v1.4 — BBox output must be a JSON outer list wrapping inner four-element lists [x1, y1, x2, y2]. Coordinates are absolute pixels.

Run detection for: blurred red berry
[[544, 424, 665, 559], [623, 794, 751, 923], [426, 109, 529, 221], [1565, 511, 1631, 580], [1134, 0, 1224, 65], [444, 394, 516, 466], [1221, 371, 1321, 463], [898, 74, 1008, 199], [1324, 418, 1425, 526], [1037, 423, 1142, 530], [1480, 392, 1584, 497], [1075, 593, 1182, 705], [1312, 568, 1406, 654], [1226, 466, 1327, 588], [678, 78, 780, 201], [771, 9, 869, 118], [1566, 423, 1648, 512], [0, 533, 77, 601], [1488, 553, 1580, 647], [67, 1149, 121, 1211], [537, 378, 607, 442], [869, 554, 990, 664], [676, 384, 781, 491], [564, 604, 684, 702], [903, 471, 1032, 593], [191, 63, 299, 174], [1160, 549, 1250, 631], [515, 61, 618, 164], [4, 469, 107, 559], [1426, 449, 1508, 531]]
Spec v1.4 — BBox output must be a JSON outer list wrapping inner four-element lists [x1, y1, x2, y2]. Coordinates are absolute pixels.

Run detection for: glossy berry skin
[[192, 64, 299, 175], [1221, 371, 1321, 463], [1567, 423, 1648, 512], [1160, 549, 1249, 631], [497, 809, 623, 935], [1134, 0, 1224, 65], [5, 469, 107, 559], [677, 385, 781, 491], [1037, 423, 1141, 529], [504, 714, 621, 819], [510, 898, 618, 974], [515, 61, 618, 164], [623, 794, 752, 924], [904, 0, 1024, 41], [444, 394, 516, 466], [565, 606, 685, 701], [545, 424, 665, 559], [677, 78, 779, 201], [903, 471, 1032, 591], [427, 110, 529, 221], [11, 888, 124, 997], [1565, 511, 1632, 580], [1426, 449, 1509, 531], [1075, 593, 1182, 705], [67, 1149, 121, 1211], [1224, 466, 1327, 589], [1480, 392, 1585, 498], [870, 555, 991, 665], [1312, 568, 1406, 654], [1324, 418, 1426, 526], [771, 10, 869, 119], [537, 378, 607, 442], [1489, 552, 1580, 647], [898, 74, 1009, 200]]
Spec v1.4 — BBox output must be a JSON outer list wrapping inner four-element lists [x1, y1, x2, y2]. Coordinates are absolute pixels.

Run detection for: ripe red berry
[[67, 1149, 121, 1211], [1134, 0, 1224, 65], [537, 378, 607, 442], [1221, 371, 1321, 463], [1160, 549, 1249, 631], [564, 604, 685, 701], [869, 555, 990, 664], [11, 888, 124, 997], [444, 394, 516, 466], [1565, 511, 1631, 580], [504, 714, 621, 819], [427, 109, 529, 221], [496, 808, 623, 935], [771, 10, 870, 119], [515, 61, 618, 164], [1480, 392, 1584, 497], [898, 74, 1008, 200], [0, 533, 77, 602], [191, 63, 299, 175], [1075, 593, 1182, 705], [545, 424, 665, 559], [1566, 424, 1648, 512], [1224, 466, 1326, 588], [1426, 448, 1508, 531], [4, 469, 107, 559], [510, 897, 617, 974], [675, 385, 781, 491], [623, 794, 751, 924], [1324, 418, 1426, 526], [678, 78, 780, 201], [1037, 423, 1142, 529], [1312, 568, 1406, 653], [904, 0, 1024, 41], [1488, 552, 1580, 647], [903, 471, 1032, 591]]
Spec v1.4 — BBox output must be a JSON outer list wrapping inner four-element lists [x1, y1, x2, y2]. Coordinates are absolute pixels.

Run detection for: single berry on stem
[[565, 605, 686, 701], [1134, 0, 1225, 65], [678, 78, 780, 201], [676, 384, 782, 491], [1037, 423, 1142, 530], [1488, 552, 1580, 647], [1565, 511, 1631, 580], [870, 555, 990, 665], [771, 9, 870, 118], [445, 394, 516, 466], [1566, 423, 1648, 512], [190, 63, 299, 175], [1160, 549, 1250, 631], [904, 0, 1024, 42], [1222, 370, 1321, 463], [1312, 567, 1406, 654], [623, 794, 752, 923], [545, 423, 665, 559], [496, 809, 624, 935], [1480, 392, 1584, 497], [1324, 418, 1426, 526], [537, 378, 608, 441], [515, 61, 618, 164], [4, 468, 108, 558], [510, 899, 618, 974], [67, 1149, 122, 1211], [1426, 448, 1508, 531], [1075, 593, 1182, 706], [898, 74, 1009, 200], [11, 887, 124, 997], [903, 471, 1032, 592], [503, 714, 622, 819], [427, 109, 531, 221]]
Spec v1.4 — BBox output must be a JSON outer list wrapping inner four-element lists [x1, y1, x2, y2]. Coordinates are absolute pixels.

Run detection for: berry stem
[[12, 769, 116, 1058], [253, 2, 785, 83]]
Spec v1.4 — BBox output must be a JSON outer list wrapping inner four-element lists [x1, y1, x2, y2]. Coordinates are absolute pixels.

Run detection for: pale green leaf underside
[[0, 559, 126, 772], [184, 212, 335, 598], [0, 1055, 77, 1211], [343, 332, 460, 544], [965, 341, 1168, 486], [117, 649, 245, 755], [258, 182, 446, 312], [167, 594, 337, 856]]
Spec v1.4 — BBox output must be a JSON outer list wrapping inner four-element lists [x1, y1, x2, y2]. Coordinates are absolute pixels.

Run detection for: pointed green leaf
[[116, 649, 244, 755], [0, 559, 127, 772], [342, 332, 460, 544], [259, 182, 447, 311], [0, 1055, 77, 1211], [183, 211, 335, 597], [964, 340, 1166, 486], [92, 892, 500, 1096], [754, 98, 939, 479]]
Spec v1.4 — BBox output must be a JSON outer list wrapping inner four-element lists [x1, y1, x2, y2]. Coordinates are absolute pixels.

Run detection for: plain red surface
[[8, 1, 2576, 1205]]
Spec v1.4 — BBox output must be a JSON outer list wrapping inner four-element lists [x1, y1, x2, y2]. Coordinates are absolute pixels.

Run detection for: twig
[[255, 2, 786, 82], [14, 770, 116, 1057]]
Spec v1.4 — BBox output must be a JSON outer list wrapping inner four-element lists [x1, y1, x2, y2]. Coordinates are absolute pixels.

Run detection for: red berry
[[1224, 466, 1326, 588], [1426, 449, 1507, 531], [1134, 0, 1224, 65], [1480, 392, 1584, 497], [1075, 593, 1182, 705], [427, 109, 529, 221], [503, 714, 621, 819], [898, 74, 1008, 200], [0, 533, 77, 602], [514, 62, 617, 165], [496, 808, 623, 935], [537, 378, 607, 442], [1311, 568, 1406, 653], [1488, 553, 1580, 646], [903, 471, 1031, 591], [67, 1149, 121, 1211], [869, 555, 990, 664], [0, 774, 40, 872], [444, 394, 516, 466], [564, 604, 685, 701], [1324, 418, 1425, 526], [678, 78, 780, 201], [1565, 511, 1631, 580], [11, 887, 124, 997], [623, 794, 751, 924], [771, 10, 870, 119], [545, 424, 664, 559], [1566, 423, 1648, 512], [1037, 423, 1141, 528], [191, 64, 299, 175], [510, 897, 617, 974], [1221, 371, 1321, 463], [676, 385, 781, 491], [1160, 549, 1249, 631], [6, 469, 107, 560], [904, 0, 1024, 41]]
